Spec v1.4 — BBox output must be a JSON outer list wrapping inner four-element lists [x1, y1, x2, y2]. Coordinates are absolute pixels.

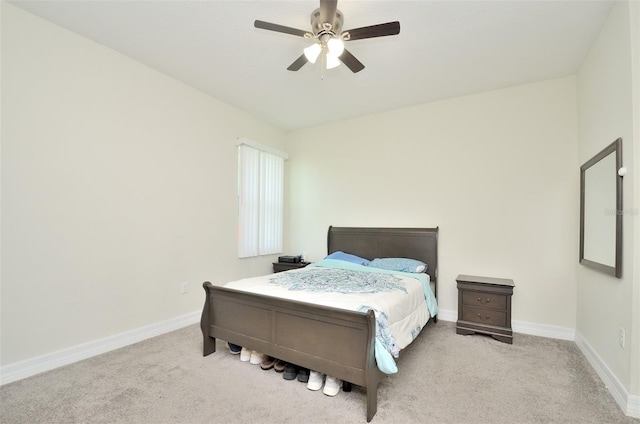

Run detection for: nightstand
[[456, 274, 515, 344], [272, 261, 311, 273]]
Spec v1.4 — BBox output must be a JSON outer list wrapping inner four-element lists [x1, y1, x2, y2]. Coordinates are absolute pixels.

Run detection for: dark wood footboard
[[201, 281, 384, 421]]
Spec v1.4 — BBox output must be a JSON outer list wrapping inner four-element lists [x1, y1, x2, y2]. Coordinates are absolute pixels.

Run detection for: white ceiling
[[10, 0, 614, 130]]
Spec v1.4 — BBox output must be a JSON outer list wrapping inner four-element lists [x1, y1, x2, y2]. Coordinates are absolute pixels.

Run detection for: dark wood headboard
[[327, 226, 439, 286]]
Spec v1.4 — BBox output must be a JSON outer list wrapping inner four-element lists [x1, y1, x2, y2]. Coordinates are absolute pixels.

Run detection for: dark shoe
[[283, 363, 298, 380], [297, 368, 310, 383], [260, 356, 276, 370], [228, 343, 242, 354], [273, 359, 286, 373]]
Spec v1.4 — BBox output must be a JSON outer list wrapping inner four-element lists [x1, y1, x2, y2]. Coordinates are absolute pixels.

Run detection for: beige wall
[[576, 0, 639, 400], [1, 4, 285, 365], [285, 76, 579, 328]]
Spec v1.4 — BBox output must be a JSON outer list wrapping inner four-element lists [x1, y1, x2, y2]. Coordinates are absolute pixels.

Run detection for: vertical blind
[[237, 141, 286, 258]]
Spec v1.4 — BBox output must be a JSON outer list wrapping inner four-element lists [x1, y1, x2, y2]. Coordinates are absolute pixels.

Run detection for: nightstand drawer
[[461, 305, 507, 327], [462, 291, 507, 310]]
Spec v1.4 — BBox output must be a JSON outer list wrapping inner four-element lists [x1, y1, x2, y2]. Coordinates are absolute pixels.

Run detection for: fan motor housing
[[310, 8, 343, 36]]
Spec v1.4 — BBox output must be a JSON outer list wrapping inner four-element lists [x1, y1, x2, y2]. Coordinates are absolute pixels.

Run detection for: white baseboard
[[434, 308, 457, 323], [512, 319, 576, 340], [0, 310, 201, 386], [575, 331, 639, 418], [629, 395, 640, 419], [436, 308, 576, 341]]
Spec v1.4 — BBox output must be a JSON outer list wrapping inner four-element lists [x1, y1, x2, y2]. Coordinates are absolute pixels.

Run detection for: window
[[237, 139, 287, 258]]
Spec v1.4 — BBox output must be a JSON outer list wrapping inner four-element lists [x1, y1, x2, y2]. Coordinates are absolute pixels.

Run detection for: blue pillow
[[325, 251, 370, 265], [368, 258, 427, 273]]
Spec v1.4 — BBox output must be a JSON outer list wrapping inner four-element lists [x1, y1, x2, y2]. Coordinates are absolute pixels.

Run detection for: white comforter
[[224, 258, 438, 374]]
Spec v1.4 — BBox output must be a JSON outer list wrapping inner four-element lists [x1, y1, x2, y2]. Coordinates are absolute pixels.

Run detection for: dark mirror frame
[[579, 138, 623, 278]]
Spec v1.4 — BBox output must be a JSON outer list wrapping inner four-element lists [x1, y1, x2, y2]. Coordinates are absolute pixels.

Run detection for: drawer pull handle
[[477, 297, 490, 304], [477, 313, 491, 320]]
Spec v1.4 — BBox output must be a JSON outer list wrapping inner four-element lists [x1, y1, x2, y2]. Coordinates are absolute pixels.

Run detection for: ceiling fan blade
[[287, 54, 308, 71], [343, 21, 400, 41], [254, 20, 309, 37], [339, 48, 365, 73], [319, 0, 338, 26]]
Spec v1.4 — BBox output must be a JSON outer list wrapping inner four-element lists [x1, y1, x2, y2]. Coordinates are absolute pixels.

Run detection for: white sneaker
[[323, 375, 341, 396], [250, 351, 264, 365], [240, 347, 251, 362], [307, 371, 324, 391]]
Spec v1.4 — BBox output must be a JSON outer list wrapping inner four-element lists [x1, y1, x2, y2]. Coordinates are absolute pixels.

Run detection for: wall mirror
[[580, 138, 623, 278]]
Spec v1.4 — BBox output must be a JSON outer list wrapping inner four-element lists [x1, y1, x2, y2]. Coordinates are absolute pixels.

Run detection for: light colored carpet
[[1, 320, 637, 424]]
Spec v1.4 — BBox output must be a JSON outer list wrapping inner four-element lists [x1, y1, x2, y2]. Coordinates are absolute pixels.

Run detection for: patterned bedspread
[[268, 267, 407, 294], [224, 258, 438, 374]]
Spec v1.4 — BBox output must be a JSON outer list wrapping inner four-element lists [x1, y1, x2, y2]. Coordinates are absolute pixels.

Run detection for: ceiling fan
[[254, 0, 400, 73]]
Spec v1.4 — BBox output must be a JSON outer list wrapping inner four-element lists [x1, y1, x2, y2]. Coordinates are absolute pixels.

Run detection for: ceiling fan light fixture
[[255, 1, 401, 74], [327, 37, 344, 57], [304, 43, 322, 63], [326, 52, 341, 69]]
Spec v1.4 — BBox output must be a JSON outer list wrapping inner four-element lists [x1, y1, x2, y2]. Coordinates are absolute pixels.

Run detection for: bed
[[200, 226, 439, 421]]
